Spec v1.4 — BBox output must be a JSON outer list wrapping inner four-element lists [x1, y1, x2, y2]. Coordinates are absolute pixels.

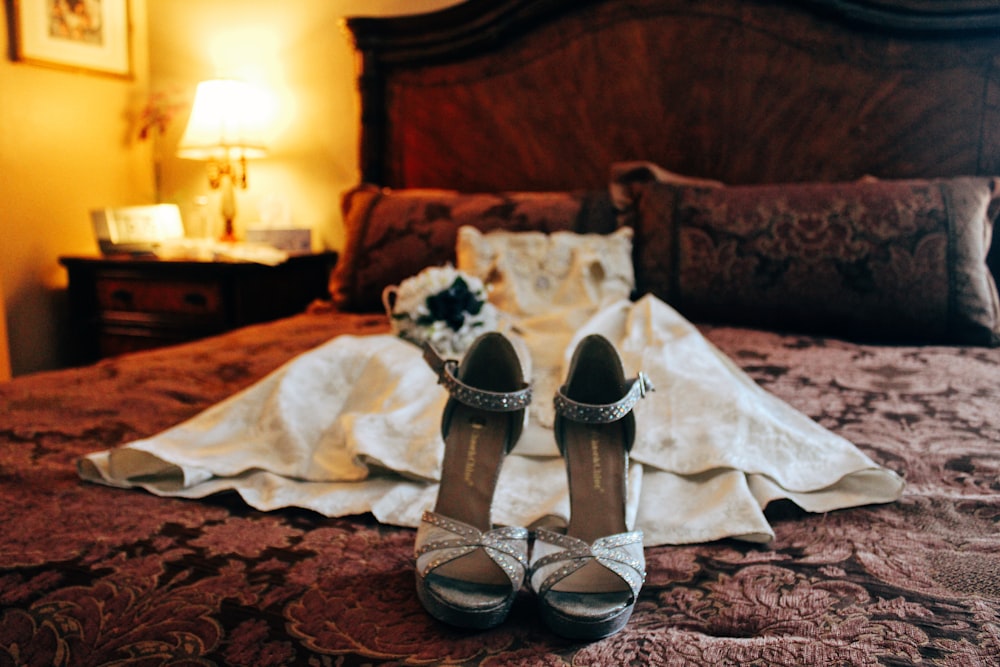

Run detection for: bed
[[4, 0, 1000, 664]]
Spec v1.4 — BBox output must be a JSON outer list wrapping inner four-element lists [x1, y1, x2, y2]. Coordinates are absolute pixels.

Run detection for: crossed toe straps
[[529, 528, 646, 601], [415, 511, 529, 589]]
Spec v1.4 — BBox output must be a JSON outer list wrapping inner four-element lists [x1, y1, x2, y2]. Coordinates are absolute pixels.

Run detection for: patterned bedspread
[[2, 310, 998, 665]]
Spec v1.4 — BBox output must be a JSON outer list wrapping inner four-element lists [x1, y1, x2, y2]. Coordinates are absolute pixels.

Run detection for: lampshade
[[177, 79, 271, 242], [177, 79, 269, 160]]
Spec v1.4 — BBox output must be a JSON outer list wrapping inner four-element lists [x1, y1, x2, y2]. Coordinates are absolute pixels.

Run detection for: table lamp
[[177, 79, 268, 242]]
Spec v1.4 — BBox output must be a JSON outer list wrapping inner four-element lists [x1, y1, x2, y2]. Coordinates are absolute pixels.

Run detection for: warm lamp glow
[[178, 79, 270, 241]]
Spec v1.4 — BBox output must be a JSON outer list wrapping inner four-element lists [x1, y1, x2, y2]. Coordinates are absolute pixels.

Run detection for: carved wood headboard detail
[[346, 0, 1000, 191]]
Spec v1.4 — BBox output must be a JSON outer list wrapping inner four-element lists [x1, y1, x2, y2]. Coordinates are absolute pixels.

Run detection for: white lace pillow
[[456, 226, 635, 317]]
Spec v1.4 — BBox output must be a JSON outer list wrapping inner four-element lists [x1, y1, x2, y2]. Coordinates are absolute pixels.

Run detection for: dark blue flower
[[418, 277, 483, 331]]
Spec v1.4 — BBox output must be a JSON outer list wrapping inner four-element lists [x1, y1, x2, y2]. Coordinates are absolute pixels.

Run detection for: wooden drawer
[[95, 277, 223, 315], [60, 252, 338, 365]]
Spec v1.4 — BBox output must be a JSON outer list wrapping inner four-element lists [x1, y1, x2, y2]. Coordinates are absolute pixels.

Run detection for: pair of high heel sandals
[[414, 332, 652, 640]]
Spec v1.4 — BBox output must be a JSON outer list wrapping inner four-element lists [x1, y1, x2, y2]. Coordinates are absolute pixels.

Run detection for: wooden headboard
[[345, 0, 1000, 191]]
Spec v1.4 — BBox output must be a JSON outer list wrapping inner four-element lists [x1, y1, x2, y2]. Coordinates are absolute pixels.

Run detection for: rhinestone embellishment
[[530, 528, 646, 599], [415, 511, 529, 588], [423, 344, 532, 412], [439, 360, 532, 411], [553, 371, 654, 424]]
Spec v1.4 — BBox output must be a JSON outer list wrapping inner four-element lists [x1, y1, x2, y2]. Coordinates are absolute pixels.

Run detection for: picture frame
[[90, 205, 185, 255], [5, 0, 132, 78]]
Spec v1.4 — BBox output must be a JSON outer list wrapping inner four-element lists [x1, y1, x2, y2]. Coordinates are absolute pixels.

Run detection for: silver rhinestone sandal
[[414, 333, 532, 630], [530, 334, 652, 640]]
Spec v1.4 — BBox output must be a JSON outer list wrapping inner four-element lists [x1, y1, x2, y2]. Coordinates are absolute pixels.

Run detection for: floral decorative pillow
[[331, 185, 615, 312], [455, 226, 635, 318], [612, 162, 1000, 345]]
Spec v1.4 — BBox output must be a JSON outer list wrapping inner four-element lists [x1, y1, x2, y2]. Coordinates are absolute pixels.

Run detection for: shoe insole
[[557, 418, 631, 594], [432, 403, 511, 586]]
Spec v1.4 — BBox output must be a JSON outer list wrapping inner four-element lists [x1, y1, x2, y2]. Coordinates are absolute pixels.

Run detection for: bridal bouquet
[[382, 265, 498, 356]]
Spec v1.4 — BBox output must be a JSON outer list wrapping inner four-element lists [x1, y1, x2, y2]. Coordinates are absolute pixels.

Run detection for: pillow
[[331, 185, 616, 312], [612, 162, 1000, 345], [456, 226, 635, 317]]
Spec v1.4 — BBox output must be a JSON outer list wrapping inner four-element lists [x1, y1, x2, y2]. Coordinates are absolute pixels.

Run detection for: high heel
[[414, 333, 532, 629], [530, 334, 652, 640]]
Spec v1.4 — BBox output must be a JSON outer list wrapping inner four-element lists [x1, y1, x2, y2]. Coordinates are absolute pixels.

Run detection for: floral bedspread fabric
[[2, 310, 999, 665]]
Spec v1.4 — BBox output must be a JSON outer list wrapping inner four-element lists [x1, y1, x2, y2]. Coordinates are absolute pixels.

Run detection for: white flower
[[384, 265, 498, 356]]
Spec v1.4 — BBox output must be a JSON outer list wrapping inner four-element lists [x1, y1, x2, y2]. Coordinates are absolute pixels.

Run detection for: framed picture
[[6, 0, 132, 78], [90, 205, 185, 255]]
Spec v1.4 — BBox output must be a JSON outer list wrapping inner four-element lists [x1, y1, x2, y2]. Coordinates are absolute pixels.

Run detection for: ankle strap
[[423, 343, 532, 412], [554, 372, 653, 424]]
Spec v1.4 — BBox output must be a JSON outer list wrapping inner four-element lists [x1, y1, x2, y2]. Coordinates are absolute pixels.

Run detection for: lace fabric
[[456, 226, 634, 318]]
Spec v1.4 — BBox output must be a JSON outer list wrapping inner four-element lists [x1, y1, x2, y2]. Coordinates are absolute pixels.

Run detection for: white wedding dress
[[78, 292, 904, 546]]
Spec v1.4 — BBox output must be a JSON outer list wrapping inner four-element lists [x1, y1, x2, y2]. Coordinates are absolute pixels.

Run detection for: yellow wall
[[0, 272, 10, 381], [0, 0, 153, 376], [147, 0, 461, 250], [0, 0, 459, 377]]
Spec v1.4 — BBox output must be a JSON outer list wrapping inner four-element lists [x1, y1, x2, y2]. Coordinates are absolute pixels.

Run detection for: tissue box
[[245, 228, 312, 252]]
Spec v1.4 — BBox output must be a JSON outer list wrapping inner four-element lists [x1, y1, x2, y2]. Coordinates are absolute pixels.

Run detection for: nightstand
[[59, 252, 337, 364]]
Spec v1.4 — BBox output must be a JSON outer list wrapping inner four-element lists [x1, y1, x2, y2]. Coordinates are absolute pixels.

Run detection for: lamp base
[[218, 167, 239, 242], [220, 218, 238, 243]]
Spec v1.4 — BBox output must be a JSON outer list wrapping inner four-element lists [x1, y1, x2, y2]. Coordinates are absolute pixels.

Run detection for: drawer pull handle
[[184, 292, 208, 308], [111, 289, 134, 307]]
